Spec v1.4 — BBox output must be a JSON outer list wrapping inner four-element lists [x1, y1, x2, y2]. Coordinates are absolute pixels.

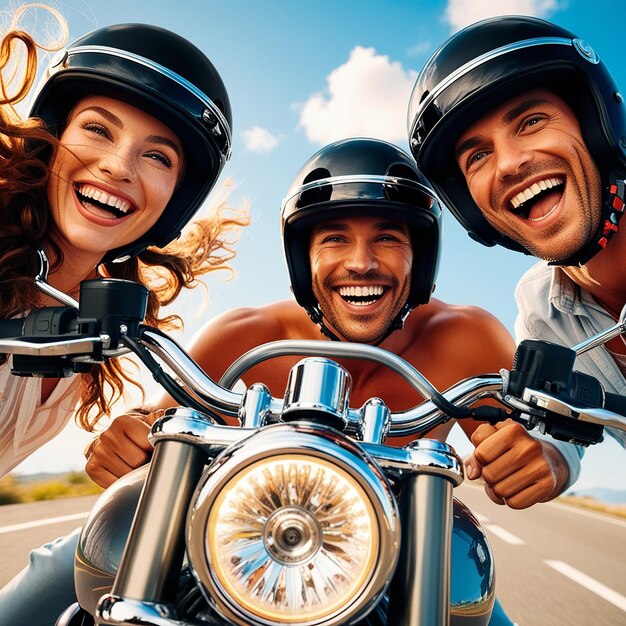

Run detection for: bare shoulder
[[190, 300, 303, 349], [186, 300, 313, 379], [426, 299, 511, 339], [404, 298, 515, 370]]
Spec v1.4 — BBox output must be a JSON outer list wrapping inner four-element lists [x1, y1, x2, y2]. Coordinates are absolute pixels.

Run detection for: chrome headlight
[[187, 423, 399, 626]]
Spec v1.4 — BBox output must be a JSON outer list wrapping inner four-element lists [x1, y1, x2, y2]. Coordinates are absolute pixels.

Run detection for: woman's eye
[[146, 152, 173, 168], [83, 122, 110, 138]]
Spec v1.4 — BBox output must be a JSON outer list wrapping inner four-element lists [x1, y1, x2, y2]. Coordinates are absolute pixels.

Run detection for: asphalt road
[[0, 486, 625, 625], [456, 483, 626, 626]]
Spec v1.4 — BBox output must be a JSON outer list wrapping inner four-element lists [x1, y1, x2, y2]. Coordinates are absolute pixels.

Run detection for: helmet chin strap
[[549, 175, 625, 267], [305, 302, 414, 347]]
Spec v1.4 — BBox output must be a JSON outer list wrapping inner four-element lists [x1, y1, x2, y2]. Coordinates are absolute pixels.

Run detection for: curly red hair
[[0, 8, 249, 430]]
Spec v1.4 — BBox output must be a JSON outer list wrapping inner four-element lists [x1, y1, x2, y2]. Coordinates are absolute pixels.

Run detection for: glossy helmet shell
[[281, 137, 442, 309], [408, 15, 626, 253], [29, 23, 232, 262]]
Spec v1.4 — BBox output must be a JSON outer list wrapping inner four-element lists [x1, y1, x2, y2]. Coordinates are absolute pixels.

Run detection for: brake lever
[[522, 388, 626, 433], [497, 365, 606, 445], [500, 387, 605, 446]]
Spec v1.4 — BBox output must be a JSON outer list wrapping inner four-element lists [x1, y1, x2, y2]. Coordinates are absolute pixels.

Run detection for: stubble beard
[[312, 272, 402, 344]]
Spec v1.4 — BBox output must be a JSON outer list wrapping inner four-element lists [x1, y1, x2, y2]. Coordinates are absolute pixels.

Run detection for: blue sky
[[8, 0, 626, 492]]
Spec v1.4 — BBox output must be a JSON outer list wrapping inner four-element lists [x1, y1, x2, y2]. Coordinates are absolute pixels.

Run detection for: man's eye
[[521, 114, 546, 130], [467, 150, 487, 168]]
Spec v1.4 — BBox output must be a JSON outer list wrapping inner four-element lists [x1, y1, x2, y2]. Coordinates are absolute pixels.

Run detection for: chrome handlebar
[[1, 296, 626, 440]]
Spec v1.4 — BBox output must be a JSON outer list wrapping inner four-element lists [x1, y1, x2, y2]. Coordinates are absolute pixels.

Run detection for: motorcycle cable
[[119, 333, 227, 425], [417, 389, 508, 423]]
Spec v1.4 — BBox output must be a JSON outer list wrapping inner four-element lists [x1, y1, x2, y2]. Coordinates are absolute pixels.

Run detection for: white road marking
[[0, 512, 89, 535], [545, 560, 626, 613], [484, 524, 526, 545]]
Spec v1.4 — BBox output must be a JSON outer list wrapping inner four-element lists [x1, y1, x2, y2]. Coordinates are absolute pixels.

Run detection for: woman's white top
[[0, 357, 81, 476]]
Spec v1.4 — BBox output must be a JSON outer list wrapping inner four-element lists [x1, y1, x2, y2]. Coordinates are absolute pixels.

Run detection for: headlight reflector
[[187, 424, 399, 626], [207, 455, 377, 622]]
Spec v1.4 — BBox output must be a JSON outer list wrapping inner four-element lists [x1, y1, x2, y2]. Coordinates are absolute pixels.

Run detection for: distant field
[[0, 471, 103, 504], [557, 494, 626, 520], [1, 472, 625, 521]]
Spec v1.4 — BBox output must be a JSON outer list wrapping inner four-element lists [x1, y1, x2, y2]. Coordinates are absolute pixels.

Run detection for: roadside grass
[[557, 494, 626, 520], [0, 472, 103, 505]]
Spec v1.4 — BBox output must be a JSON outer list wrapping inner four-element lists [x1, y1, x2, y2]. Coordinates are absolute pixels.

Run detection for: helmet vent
[[297, 167, 332, 208], [386, 163, 419, 182], [384, 163, 430, 207]]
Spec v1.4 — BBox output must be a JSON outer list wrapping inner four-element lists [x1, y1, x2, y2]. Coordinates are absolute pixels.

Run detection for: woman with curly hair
[[0, 8, 247, 478]]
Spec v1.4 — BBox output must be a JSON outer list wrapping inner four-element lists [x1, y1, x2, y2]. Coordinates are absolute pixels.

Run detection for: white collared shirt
[[515, 260, 626, 449], [0, 357, 81, 477]]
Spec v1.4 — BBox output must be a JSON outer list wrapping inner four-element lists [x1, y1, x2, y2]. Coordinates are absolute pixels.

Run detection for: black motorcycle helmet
[[29, 23, 232, 263], [408, 15, 626, 264], [281, 137, 442, 341]]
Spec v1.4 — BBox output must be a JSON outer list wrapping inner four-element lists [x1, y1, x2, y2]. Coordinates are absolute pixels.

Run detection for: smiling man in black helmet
[[89, 137, 577, 514], [408, 15, 626, 451]]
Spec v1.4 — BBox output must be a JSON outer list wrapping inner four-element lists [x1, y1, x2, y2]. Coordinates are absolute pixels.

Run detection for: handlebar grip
[[0, 318, 25, 338], [604, 392, 626, 418]]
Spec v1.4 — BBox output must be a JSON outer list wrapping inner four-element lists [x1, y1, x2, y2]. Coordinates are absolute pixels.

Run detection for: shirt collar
[[549, 265, 610, 318]]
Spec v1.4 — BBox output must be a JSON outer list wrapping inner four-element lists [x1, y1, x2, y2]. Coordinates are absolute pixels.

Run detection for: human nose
[[97, 145, 137, 182], [344, 240, 379, 274], [494, 139, 532, 181]]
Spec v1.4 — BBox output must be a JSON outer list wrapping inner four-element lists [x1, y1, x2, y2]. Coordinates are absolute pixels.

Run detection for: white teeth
[[510, 177, 564, 210], [338, 285, 384, 298], [76, 184, 132, 214], [337, 285, 385, 305]]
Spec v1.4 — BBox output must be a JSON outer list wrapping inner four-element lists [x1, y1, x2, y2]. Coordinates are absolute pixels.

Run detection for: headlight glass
[[206, 453, 378, 623]]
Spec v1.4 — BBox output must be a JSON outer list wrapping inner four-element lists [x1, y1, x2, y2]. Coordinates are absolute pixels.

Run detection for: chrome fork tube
[[387, 440, 461, 626], [95, 413, 207, 625], [110, 439, 205, 601]]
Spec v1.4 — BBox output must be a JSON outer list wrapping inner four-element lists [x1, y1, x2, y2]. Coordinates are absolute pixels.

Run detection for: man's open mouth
[[509, 177, 564, 220], [337, 285, 385, 306], [75, 183, 135, 219]]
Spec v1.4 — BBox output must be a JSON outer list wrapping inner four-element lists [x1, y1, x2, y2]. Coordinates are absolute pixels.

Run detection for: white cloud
[[445, 0, 559, 32], [242, 126, 279, 153], [298, 46, 418, 145], [407, 42, 432, 58]]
